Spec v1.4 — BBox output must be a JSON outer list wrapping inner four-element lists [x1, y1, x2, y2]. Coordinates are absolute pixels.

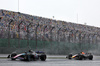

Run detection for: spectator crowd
[[0, 9, 100, 44]]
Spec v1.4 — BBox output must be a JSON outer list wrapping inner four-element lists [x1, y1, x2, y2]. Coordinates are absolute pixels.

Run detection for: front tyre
[[11, 58, 16, 60], [68, 54, 72, 59], [11, 53, 17, 60]]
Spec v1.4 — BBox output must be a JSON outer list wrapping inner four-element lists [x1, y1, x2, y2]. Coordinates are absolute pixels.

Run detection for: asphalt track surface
[[0, 55, 100, 66]]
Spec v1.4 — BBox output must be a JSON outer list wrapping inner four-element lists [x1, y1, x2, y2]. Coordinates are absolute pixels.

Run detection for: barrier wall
[[0, 38, 99, 55]]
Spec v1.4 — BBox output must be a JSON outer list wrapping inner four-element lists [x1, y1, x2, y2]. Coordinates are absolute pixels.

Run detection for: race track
[[0, 56, 100, 66]]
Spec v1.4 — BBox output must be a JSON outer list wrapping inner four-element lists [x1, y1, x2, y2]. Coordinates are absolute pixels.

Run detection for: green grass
[[0, 57, 7, 59]]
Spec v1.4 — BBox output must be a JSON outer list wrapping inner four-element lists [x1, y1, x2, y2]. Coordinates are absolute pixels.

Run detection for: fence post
[[57, 28, 61, 54], [8, 19, 13, 47], [43, 25, 47, 50], [35, 23, 39, 49], [27, 23, 32, 48], [50, 26, 55, 48], [18, 21, 23, 48]]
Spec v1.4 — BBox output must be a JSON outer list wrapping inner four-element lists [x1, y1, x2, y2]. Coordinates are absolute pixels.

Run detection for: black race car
[[67, 52, 93, 60], [7, 50, 46, 61]]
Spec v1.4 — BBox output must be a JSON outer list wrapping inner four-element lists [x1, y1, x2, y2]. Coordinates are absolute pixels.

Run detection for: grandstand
[[0, 9, 100, 54]]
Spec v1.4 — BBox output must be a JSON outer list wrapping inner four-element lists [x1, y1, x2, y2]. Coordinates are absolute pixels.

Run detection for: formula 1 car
[[67, 52, 93, 60], [7, 50, 46, 61]]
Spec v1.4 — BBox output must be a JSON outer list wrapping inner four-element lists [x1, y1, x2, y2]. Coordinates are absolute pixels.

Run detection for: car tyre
[[11, 53, 17, 60], [88, 55, 93, 60], [68, 54, 72, 59], [40, 55, 46, 61]]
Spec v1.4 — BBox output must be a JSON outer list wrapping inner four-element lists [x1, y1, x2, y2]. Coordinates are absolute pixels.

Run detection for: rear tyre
[[40, 55, 46, 61], [88, 55, 93, 60]]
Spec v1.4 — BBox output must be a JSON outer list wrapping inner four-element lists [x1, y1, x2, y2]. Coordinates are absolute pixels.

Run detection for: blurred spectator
[[0, 9, 100, 44]]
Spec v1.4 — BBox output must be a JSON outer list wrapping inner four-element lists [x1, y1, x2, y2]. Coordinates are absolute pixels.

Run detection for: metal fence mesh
[[0, 38, 99, 55]]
